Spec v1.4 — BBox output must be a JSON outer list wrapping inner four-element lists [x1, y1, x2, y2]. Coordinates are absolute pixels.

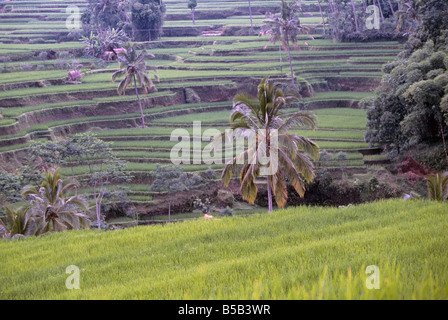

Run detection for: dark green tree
[[66, 133, 132, 232], [365, 0, 448, 169], [130, 0, 166, 41], [82, 0, 129, 33]]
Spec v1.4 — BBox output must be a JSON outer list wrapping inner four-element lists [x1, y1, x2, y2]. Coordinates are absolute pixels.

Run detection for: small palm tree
[[112, 43, 158, 128], [426, 172, 448, 202], [260, 0, 312, 86], [2, 206, 37, 237], [221, 77, 320, 212], [22, 168, 90, 234]]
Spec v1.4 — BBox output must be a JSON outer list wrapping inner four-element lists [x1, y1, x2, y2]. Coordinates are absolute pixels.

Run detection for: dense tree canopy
[[129, 0, 166, 41], [364, 0, 448, 170], [82, 0, 165, 41]]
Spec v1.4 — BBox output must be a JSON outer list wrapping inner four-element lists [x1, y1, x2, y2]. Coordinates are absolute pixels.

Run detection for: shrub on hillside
[[150, 165, 202, 192], [29, 38, 45, 44], [203, 167, 216, 180]]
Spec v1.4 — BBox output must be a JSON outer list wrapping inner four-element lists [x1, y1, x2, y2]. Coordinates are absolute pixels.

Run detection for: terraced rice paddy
[[0, 0, 401, 208]]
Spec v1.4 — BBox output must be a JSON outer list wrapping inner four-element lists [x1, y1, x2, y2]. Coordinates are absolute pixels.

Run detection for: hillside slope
[[1, 199, 447, 299]]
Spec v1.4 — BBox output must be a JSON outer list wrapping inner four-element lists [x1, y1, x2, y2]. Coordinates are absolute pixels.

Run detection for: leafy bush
[[319, 150, 333, 162], [203, 167, 216, 180], [101, 187, 135, 220], [150, 165, 202, 192], [37, 51, 48, 60], [193, 197, 211, 213], [220, 206, 234, 217], [29, 38, 45, 44], [185, 87, 201, 103], [335, 152, 348, 161]]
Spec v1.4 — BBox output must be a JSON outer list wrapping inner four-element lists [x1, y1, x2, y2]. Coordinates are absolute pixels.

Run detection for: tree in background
[[365, 0, 448, 170], [396, 0, 422, 33], [188, 0, 197, 25], [220, 78, 320, 212], [326, 0, 403, 41], [260, 1, 312, 87], [26, 134, 132, 231], [112, 43, 158, 128], [81, 0, 165, 42], [66, 133, 131, 232], [82, 0, 129, 33], [0, 166, 41, 209], [129, 0, 166, 41], [316, 0, 326, 35]]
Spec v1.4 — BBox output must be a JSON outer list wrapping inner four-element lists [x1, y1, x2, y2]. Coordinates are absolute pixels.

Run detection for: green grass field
[[1, 199, 447, 299]]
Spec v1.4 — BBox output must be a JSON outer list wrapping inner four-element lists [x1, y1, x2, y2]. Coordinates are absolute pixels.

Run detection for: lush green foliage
[[365, 0, 448, 169], [150, 165, 202, 192], [130, 0, 166, 41], [21, 168, 90, 235]]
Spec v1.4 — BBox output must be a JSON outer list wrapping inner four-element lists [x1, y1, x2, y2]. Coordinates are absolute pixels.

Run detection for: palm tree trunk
[[286, 41, 294, 87], [93, 186, 100, 232], [317, 0, 326, 35], [192, 9, 195, 25], [134, 76, 145, 128], [248, 0, 254, 34], [441, 124, 448, 167], [266, 176, 273, 212], [279, 44, 283, 72], [375, 0, 385, 23], [387, 0, 396, 19], [350, 0, 359, 32]]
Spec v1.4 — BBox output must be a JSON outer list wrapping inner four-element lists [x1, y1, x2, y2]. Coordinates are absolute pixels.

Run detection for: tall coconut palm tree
[[22, 168, 89, 234], [260, 0, 312, 87], [220, 77, 320, 212], [112, 43, 158, 128]]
